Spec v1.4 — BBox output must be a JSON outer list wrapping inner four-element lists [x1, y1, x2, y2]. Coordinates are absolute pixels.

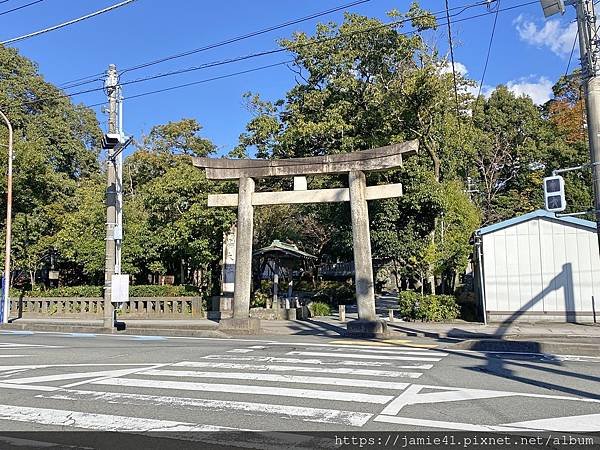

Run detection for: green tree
[[0, 45, 102, 287]]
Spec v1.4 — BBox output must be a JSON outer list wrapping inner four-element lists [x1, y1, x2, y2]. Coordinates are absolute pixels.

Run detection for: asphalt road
[[0, 330, 599, 448]]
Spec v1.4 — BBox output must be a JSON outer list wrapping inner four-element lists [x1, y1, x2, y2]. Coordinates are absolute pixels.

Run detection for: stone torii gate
[[193, 140, 418, 337]]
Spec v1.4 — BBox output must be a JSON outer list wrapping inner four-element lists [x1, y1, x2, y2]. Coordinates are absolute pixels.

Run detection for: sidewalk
[[2, 316, 600, 355]]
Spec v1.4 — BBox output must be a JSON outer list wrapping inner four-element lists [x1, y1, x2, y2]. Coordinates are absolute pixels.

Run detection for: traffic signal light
[[543, 175, 566, 212]]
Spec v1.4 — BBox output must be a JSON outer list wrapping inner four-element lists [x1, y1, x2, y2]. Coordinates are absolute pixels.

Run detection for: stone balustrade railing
[[9, 297, 205, 319]]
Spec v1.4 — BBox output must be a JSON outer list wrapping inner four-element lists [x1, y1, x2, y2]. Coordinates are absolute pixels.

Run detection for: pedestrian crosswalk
[[0, 340, 447, 431]]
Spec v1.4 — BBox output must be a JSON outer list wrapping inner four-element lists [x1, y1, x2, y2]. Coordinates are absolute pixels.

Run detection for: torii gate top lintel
[[193, 140, 418, 180]]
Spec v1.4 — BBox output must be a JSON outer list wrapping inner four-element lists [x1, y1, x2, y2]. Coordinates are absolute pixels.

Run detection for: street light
[[0, 109, 13, 324]]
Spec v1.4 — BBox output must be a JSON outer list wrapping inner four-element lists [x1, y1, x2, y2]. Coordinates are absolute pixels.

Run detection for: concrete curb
[[449, 339, 600, 356]]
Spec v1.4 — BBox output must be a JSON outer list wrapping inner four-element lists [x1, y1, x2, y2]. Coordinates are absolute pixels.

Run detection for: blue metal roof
[[476, 209, 596, 236]]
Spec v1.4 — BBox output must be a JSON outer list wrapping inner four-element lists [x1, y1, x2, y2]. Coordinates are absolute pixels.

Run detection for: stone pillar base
[[218, 318, 261, 335], [347, 319, 389, 339]]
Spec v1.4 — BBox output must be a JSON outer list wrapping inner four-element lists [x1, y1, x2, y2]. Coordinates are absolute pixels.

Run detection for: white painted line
[[328, 348, 447, 357], [0, 343, 62, 348], [0, 355, 29, 358], [226, 349, 254, 353], [130, 335, 166, 341], [0, 382, 59, 392], [5, 367, 165, 386], [94, 377, 393, 404], [38, 388, 373, 427], [141, 369, 409, 390], [248, 346, 266, 349], [380, 384, 600, 417], [174, 361, 423, 378], [0, 363, 163, 371], [0, 404, 255, 432], [0, 331, 34, 335], [373, 415, 529, 432], [504, 413, 600, 432], [69, 333, 97, 338], [287, 351, 441, 362], [61, 363, 173, 388], [202, 355, 434, 369]]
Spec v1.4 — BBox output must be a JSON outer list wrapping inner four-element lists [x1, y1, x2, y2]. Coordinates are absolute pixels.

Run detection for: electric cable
[[473, 0, 501, 115], [444, 0, 461, 121], [0, 0, 44, 17], [6, 0, 538, 110], [0, 0, 137, 45]]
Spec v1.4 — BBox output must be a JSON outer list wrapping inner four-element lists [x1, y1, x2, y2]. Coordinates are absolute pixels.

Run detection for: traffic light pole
[[574, 0, 600, 247], [103, 64, 118, 329]]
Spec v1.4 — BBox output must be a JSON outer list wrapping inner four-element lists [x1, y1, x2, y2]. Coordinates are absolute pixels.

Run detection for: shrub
[[251, 291, 268, 308], [11, 284, 201, 298], [397, 291, 459, 322], [398, 290, 420, 319], [309, 301, 331, 317], [312, 281, 355, 306], [21, 286, 104, 298], [129, 285, 200, 297]]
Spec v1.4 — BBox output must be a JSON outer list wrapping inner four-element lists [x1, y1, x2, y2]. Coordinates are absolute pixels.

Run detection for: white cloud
[[440, 60, 468, 76], [506, 76, 554, 104], [514, 14, 577, 57]]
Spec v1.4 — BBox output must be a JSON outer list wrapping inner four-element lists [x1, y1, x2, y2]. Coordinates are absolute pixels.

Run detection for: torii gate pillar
[[194, 140, 418, 337]]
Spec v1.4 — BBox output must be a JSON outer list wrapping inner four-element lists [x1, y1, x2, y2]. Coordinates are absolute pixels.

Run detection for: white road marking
[[94, 377, 393, 404], [0, 355, 29, 358], [0, 404, 254, 432], [174, 361, 423, 378], [0, 382, 59, 392], [0, 363, 163, 371], [381, 384, 600, 417], [505, 413, 600, 432], [373, 415, 530, 432], [202, 354, 434, 369], [287, 351, 441, 362], [61, 363, 172, 388], [0, 343, 62, 348], [4, 367, 164, 386], [328, 348, 447, 357], [37, 389, 373, 427], [248, 346, 266, 349], [226, 349, 254, 353], [141, 369, 409, 390]]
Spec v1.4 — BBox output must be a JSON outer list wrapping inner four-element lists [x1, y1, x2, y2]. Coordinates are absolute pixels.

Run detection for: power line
[[57, 0, 370, 88], [473, 0, 501, 115], [121, 0, 371, 76], [0, 0, 44, 16], [0, 0, 137, 45], [87, 61, 293, 108], [60, 0, 488, 89], [565, 31, 578, 77], [444, 0, 461, 121], [7, 0, 537, 110]]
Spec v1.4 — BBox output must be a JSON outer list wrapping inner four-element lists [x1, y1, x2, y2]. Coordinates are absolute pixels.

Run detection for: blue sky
[[1, 0, 578, 155]]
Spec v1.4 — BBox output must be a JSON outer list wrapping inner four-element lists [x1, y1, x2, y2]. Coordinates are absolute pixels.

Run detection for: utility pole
[[574, 0, 600, 247], [0, 110, 12, 325], [103, 64, 118, 329]]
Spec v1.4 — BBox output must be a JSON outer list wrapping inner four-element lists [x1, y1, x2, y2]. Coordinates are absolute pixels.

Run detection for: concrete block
[[347, 319, 390, 338], [218, 317, 261, 335]]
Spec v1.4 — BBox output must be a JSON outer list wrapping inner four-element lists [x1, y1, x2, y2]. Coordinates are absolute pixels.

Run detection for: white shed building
[[474, 210, 600, 323]]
